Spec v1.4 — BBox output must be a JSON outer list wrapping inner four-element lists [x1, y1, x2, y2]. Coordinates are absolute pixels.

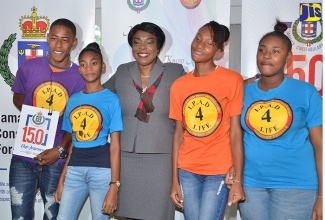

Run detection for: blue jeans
[[9, 157, 63, 220], [239, 187, 317, 220], [57, 166, 111, 220], [178, 169, 229, 220]]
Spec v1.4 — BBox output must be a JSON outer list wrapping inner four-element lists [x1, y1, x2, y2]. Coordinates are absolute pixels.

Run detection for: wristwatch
[[109, 181, 121, 188], [57, 146, 68, 159]]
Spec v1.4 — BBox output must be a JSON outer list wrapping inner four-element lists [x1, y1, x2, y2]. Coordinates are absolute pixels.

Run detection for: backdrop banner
[[0, 1, 95, 219], [101, 0, 231, 84], [242, 0, 323, 94]]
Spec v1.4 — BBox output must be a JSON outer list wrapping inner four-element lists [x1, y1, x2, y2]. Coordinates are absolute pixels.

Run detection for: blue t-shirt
[[241, 77, 322, 190], [63, 88, 123, 147], [62, 88, 123, 168]]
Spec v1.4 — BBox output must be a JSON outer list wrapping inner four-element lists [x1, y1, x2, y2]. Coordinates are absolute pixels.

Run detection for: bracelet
[[233, 180, 243, 185]]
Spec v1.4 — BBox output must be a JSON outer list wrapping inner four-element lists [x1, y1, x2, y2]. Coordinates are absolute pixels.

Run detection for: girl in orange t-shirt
[[169, 21, 245, 220]]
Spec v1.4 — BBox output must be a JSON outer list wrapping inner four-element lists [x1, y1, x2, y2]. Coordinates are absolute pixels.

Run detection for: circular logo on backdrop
[[182, 93, 222, 137], [33, 81, 69, 116], [245, 99, 293, 140], [127, 0, 150, 13], [180, 0, 201, 9], [70, 105, 103, 142]]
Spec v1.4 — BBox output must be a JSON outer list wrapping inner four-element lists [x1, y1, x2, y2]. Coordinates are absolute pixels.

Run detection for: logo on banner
[[18, 41, 49, 67], [0, 34, 16, 87], [290, 3, 322, 47], [0, 6, 50, 87], [180, 0, 201, 9], [283, 3, 323, 95], [127, 0, 150, 13], [18, 7, 50, 67], [19, 6, 50, 39]]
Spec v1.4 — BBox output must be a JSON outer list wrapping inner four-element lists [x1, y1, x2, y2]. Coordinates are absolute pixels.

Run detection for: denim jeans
[[178, 169, 229, 220], [9, 157, 63, 220], [239, 186, 318, 220], [57, 166, 111, 220]]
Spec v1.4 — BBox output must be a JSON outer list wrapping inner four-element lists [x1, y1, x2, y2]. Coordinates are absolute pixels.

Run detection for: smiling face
[[47, 24, 77, 68], [191, 26, 221, 64], [131, 30, 159, 67], [257, 35, 292, 77], [78, 51, 105, 84]]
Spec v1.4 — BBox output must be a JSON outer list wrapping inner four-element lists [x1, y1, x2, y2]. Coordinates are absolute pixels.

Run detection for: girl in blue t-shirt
[[55, 42, 123, 219], [237, 20, 323, 220]]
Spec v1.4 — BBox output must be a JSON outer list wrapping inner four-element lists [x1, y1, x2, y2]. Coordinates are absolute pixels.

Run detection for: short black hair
[[50, 18, 76, 38], [259, 19, 292, 52], [201, 21, 230, 51], [79, 42, 103, 63], [128, 22, 165, 51]]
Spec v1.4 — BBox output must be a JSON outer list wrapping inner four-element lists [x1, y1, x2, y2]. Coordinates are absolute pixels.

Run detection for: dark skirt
[[114, 151, 174, 220]]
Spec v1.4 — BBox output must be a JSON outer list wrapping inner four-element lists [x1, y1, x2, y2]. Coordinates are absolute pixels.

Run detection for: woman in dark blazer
[[104, 22, 185, 220]]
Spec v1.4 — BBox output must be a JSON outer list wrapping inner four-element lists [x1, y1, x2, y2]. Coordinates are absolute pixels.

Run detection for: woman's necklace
[[140, 74, 150, 93]]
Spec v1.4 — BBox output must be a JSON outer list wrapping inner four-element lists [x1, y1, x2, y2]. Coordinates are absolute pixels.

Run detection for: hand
[[34, 148, 60, 165], [54, 181, 64, 204], [312, 197, 322, 220], [170, 183, 183, 209], [225, 166, 235, 189], [227, 181, 245, 206], [101, 186, 118, 214]]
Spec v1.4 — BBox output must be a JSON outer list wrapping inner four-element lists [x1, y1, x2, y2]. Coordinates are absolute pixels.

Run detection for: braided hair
[[201, 21, 230, 52], [79, 42, 103, 63]]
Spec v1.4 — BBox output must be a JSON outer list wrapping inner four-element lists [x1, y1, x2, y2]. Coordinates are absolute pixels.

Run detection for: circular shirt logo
[[182, 93, 222, 137], [33, 81, 69, 116], [245, 99, 293, 140], [70, 105, 102, 142]]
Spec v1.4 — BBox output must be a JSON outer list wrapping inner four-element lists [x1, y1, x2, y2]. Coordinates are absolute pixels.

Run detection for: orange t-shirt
[[169, 66, 243, 175]]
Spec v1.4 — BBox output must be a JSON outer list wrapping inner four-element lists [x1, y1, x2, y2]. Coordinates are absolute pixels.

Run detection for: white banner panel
[[101, 0, 231, 84], [0, 1, 95, 219], [241, 0, 323, 94]]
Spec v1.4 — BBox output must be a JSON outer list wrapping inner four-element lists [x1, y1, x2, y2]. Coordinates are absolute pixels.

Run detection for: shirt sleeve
[[103, 69, 117, 93], [108, 95, 123, 133], [62, 101, 72, 133], [306, 87, 323, 128], [228, 73, 244, 116], [169, 81, 183, 121], [11, 63, 28, 94]]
